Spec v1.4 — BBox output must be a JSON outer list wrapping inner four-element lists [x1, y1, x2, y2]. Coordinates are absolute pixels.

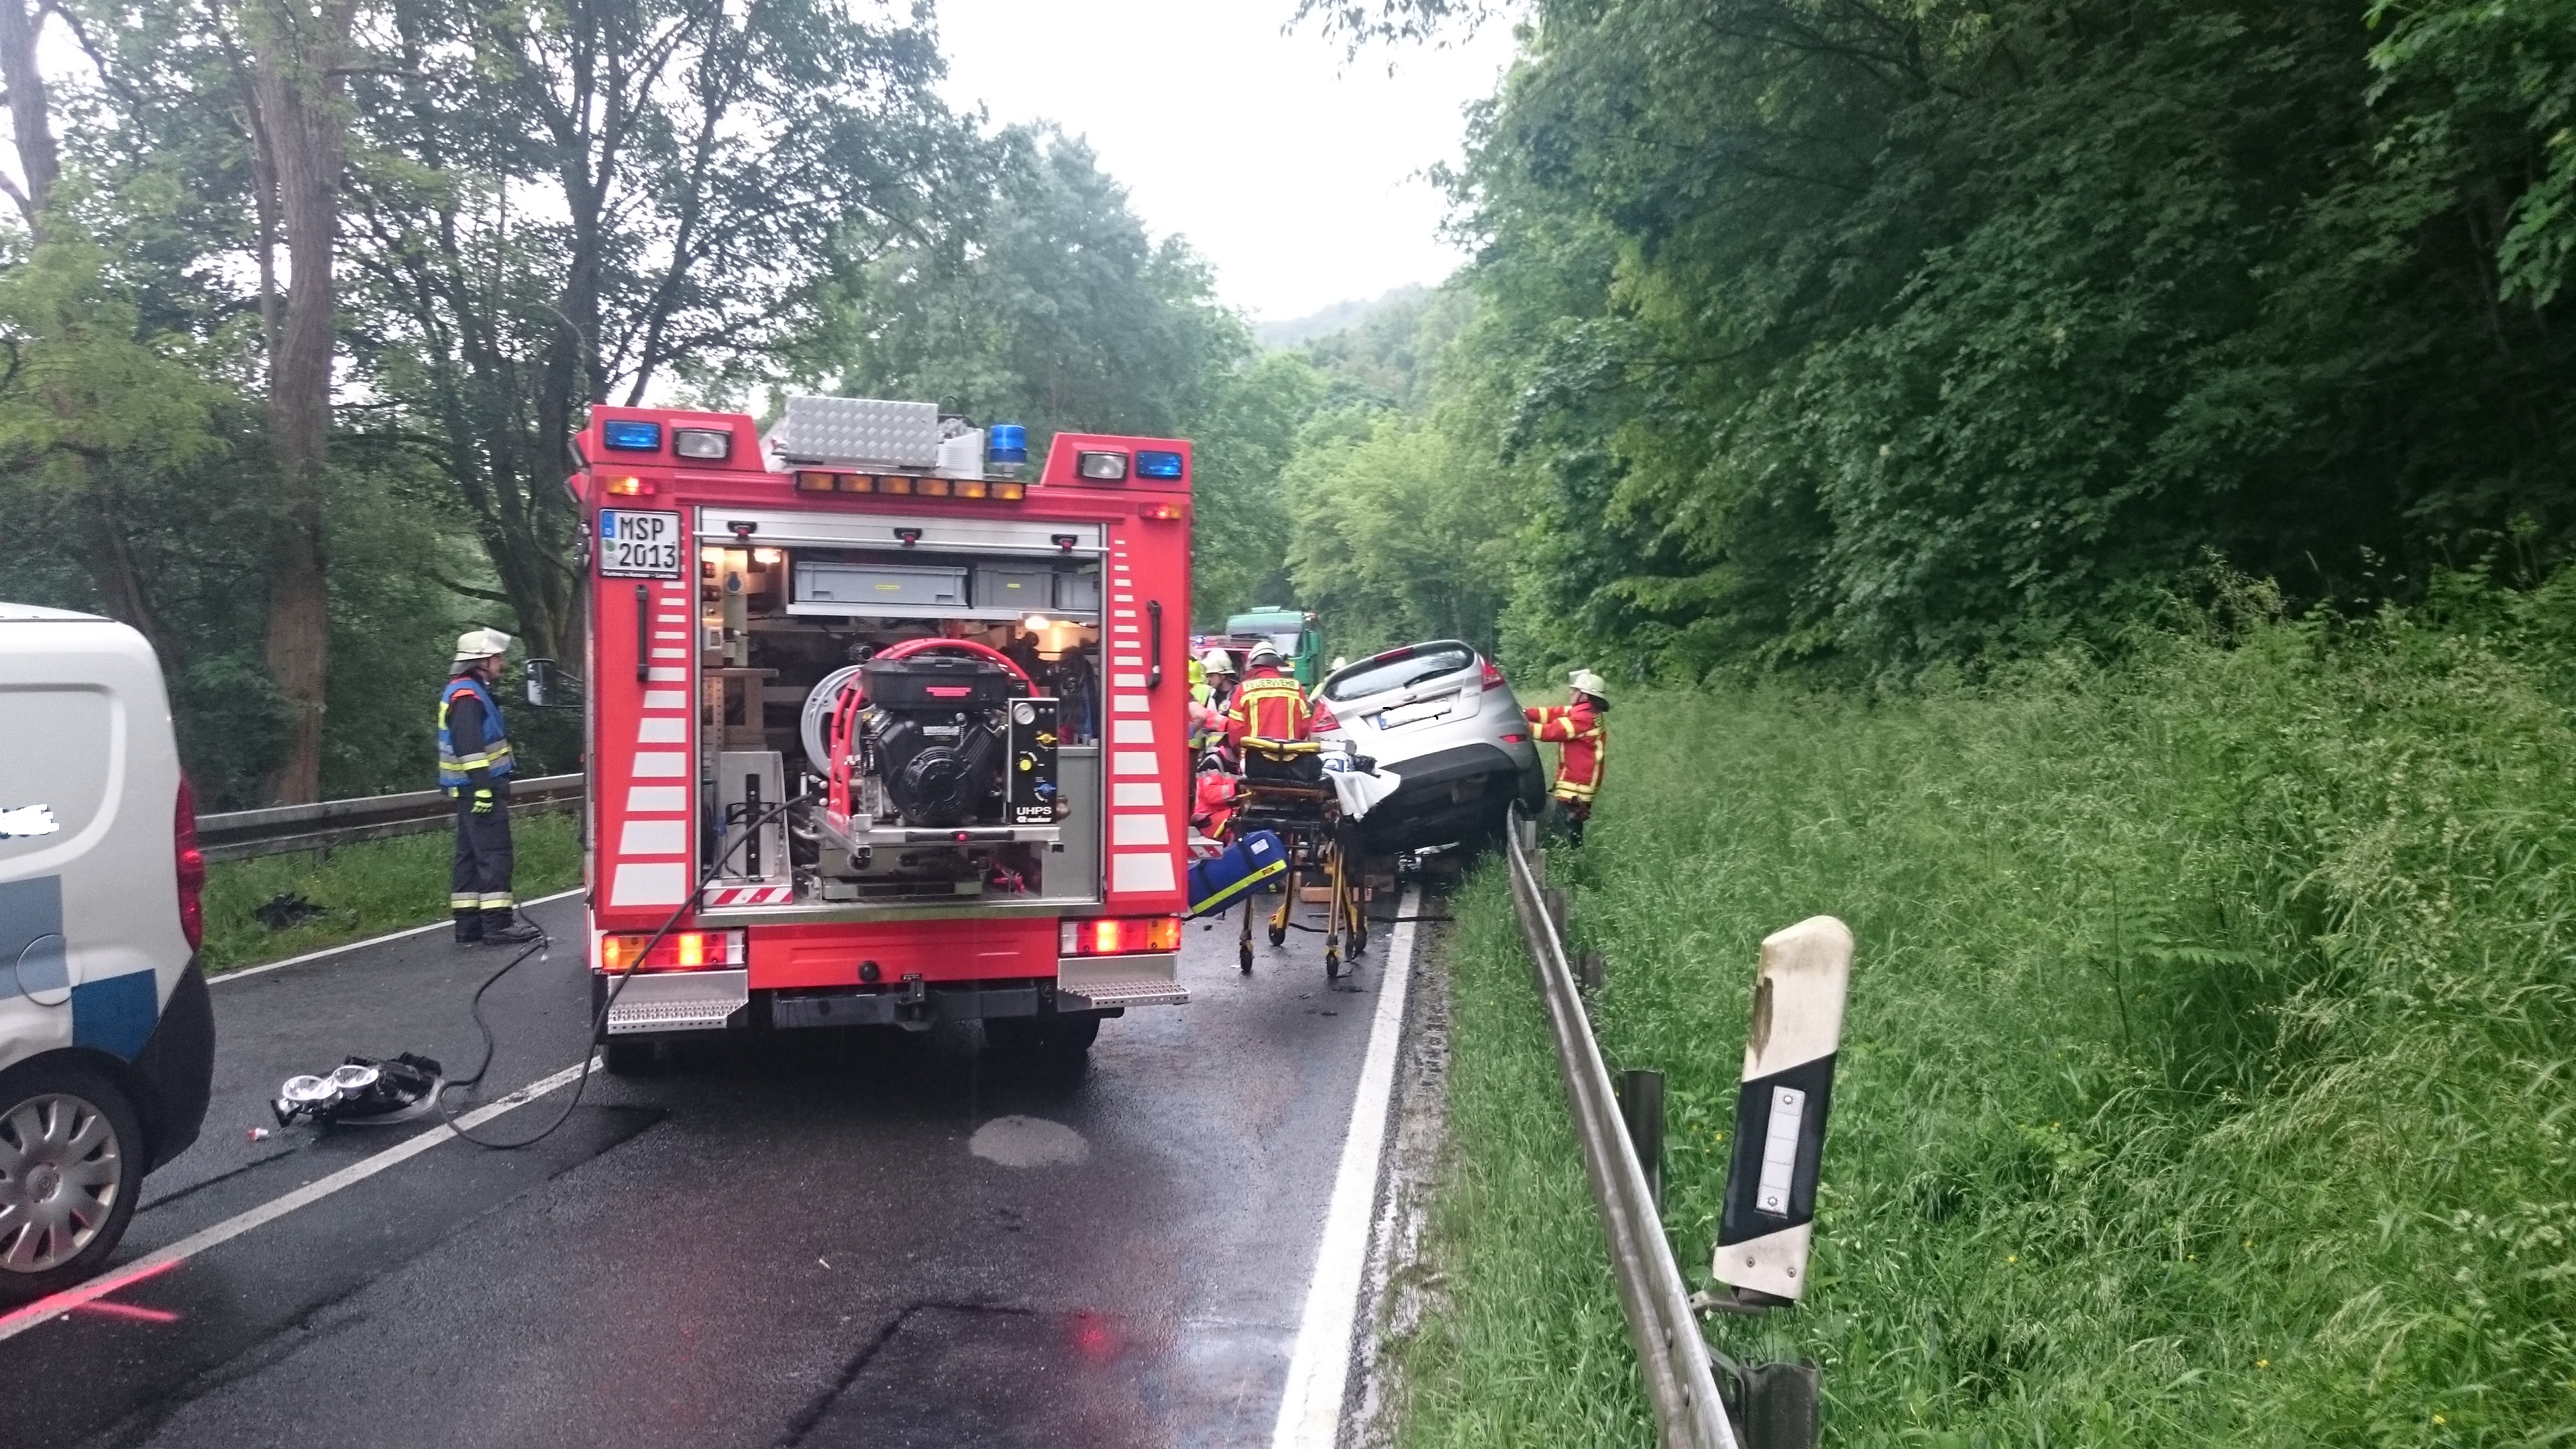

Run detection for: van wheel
[[0, 1062, 146, 1304]]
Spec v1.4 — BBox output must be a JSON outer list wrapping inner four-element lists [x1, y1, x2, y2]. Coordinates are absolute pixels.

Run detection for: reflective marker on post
[[1712, 915, 1854, 1309]]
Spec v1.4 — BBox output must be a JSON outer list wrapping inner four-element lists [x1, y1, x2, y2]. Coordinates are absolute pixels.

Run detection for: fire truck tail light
[[1140, 502, 1183, 521], [1077, 451, 1128, 481], [604, 475, 653, 496], [954, 478, 988, 498], [795, 471, 836, 492], [599, 930, 746, 973], [879, 476, 914, 495], [839, 474, 873, 492], [916, 477, 951, 497], [991, 482, 1026, 500], [673, 427, 732, 460], [1059, 917, 1182, 956]]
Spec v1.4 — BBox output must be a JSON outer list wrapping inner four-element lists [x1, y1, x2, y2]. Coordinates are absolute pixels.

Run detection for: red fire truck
[[562, 396, 1193, 1069]]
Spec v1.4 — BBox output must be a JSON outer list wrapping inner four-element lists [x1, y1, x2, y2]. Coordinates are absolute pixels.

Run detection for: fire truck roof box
[[773, 395, 942, 470]]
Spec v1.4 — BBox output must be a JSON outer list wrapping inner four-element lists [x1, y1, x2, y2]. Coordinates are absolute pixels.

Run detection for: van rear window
[[1324, 645, 1475, 702]]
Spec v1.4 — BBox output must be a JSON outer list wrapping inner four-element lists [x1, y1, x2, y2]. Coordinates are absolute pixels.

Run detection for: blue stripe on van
[[72, 970, 160, 1060]]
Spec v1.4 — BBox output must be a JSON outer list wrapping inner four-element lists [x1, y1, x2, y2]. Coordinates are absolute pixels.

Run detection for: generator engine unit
[[857, 653, 1016, 828]]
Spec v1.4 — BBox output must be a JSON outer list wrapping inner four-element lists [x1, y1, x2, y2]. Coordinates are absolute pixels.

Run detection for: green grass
[[199, 812, 582, 973], [1395, 598, 2576, 1446]]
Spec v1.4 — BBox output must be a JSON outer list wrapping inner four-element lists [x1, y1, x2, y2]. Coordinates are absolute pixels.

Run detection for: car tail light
[[174, 775, 205, 951], [1501, 733, 1528, 743], [598, 930, 745, 973], [1481, 657, 1507, 690], [1310, 700, 1340, 733], [1059, 917, 1183, 956]]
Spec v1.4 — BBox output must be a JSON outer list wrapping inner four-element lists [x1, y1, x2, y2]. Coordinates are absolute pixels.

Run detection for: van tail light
[[1310, 700, 1340, 733], [174, 774, 206, 951], [598, 930, 745, 973], [1059, 917, 1183, 957], [1480, 658, 1507, 691]]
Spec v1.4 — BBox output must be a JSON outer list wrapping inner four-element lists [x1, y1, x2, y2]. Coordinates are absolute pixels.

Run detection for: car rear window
[[1324, 645, 1476, 702]]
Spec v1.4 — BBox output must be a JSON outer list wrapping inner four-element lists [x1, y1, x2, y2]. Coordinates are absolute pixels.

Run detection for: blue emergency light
[[1136, 449, 1184, 479], [988, 423, 1028, 466], [602, 419, 662, 451]]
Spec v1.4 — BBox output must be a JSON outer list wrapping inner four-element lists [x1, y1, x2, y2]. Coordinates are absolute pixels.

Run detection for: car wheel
[[0, 1062, 146, 1304]]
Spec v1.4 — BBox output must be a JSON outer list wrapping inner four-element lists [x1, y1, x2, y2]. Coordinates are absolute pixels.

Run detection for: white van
[[0, 604, 214, 1300]]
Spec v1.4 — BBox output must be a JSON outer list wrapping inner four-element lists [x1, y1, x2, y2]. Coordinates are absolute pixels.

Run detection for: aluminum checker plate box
[[776, 396, 942, 469]]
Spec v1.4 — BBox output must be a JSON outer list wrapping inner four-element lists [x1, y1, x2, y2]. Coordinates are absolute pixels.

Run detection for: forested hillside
[[1279, 0, 2576, 682]]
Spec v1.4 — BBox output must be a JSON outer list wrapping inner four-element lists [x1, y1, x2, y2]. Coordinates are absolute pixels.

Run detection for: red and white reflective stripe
[[1104, 539, 1177, 897], [702, 884, 793, 907], [610, 577, 698, 909]]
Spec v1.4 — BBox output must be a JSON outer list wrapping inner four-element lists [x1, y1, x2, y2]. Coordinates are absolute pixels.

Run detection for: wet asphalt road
[[0, 891, 1405, 1448]]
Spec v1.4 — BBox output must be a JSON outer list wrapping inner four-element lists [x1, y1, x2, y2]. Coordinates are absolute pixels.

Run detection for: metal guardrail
[[197, 773, 584, 862], [1504, 805, 1740, 1449]]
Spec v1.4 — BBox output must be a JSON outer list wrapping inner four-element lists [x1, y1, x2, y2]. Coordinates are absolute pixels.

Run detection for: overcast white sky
[[932, 0, 1519, 325]]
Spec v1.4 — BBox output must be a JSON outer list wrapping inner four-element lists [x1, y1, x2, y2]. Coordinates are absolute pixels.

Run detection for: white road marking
[[0, 1057, 597, 1343], [1270, 886, 1420, 1449], [211, 888, 584, 985]]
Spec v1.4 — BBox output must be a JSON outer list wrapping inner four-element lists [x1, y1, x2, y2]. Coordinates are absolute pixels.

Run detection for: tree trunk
[[0, 0, 56, 233], [247, 0, 357, 805]]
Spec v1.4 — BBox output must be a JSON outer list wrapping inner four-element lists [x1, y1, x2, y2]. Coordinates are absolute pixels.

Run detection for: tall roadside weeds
[[1394, 585, 2576, 1446]]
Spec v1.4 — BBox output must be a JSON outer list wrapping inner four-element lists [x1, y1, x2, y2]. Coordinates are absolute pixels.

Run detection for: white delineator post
[[1711, 916, 1853, 1305]]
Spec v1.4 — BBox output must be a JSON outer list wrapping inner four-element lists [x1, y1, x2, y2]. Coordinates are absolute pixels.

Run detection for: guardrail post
[[1616, 1068, 1665, 1212], [1577, 948, 1607, 993]]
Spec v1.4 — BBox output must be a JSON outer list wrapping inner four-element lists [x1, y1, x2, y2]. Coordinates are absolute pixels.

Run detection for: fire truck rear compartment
[[696, 527, 1106, 913]]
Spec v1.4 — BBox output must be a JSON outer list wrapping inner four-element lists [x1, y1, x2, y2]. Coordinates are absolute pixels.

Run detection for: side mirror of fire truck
[[525, 657, 582, 710]]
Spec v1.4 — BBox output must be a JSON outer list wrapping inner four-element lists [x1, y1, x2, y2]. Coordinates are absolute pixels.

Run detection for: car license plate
[[1375, 693, 1456, 729], [598, 509, 683, 578]]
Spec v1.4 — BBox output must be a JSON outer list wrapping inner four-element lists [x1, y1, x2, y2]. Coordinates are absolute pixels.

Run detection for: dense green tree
[[343, 0, 952, 662], [1310, 0, 2576, 682], [816, 127, 1248, 444]]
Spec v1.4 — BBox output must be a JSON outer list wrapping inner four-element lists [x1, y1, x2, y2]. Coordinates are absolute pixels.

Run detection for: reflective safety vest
[[1226, 670, 1313, 747], [437, 676, 516, 786], [1525, 700, 1605, 802]]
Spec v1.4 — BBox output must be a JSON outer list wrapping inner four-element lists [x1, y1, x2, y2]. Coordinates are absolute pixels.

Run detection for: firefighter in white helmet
[[1190, 647, 1237, 752], [438, 628, 541, 945]]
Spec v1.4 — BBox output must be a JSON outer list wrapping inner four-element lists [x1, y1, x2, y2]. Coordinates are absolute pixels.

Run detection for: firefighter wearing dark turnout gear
[[439, 628, 539, 945]]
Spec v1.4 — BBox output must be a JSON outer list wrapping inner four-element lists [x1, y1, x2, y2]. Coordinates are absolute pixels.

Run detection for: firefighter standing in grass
[[439, 629, 542, 946], [1525, 667, 1610, 845]]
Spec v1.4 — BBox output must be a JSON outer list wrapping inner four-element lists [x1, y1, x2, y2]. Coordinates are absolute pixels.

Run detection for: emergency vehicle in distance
[[564, 397, 1192, 1069]]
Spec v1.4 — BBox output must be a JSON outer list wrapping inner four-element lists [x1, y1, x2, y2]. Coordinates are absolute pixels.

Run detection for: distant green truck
[[1222, 607, 1326, 687]]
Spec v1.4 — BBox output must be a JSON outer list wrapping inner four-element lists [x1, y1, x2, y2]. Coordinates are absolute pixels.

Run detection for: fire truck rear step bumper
[[1057, 953, 1188, 1010], [604, 969, 750, 1035], [1055, 977, 1190, 1010]]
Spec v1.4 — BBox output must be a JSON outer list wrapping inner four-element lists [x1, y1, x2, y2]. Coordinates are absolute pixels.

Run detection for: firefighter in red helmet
[[1525, 667, 1609, 845]]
